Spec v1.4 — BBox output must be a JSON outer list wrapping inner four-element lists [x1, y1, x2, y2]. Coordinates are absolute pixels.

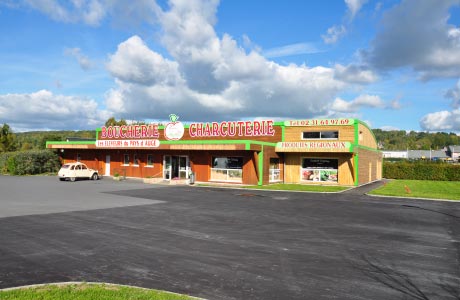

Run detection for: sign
[[189, 120, 275, 138], [96, 139, 160, 148], [164, 114, 185, 141], [100, 124, 159, 139], [276, 141, 350, 149], [284, 118, 353, 127]]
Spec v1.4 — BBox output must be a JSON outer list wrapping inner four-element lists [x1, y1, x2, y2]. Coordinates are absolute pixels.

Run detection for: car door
[[80, 164, 91, 178]]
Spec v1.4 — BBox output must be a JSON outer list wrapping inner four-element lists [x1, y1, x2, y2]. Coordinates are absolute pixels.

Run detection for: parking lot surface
[[0, 176, 459, 300]]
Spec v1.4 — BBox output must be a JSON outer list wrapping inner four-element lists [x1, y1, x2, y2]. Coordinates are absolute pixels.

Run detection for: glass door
[[163, 155, 189, 180], [179, 156, 189, 179], [163, 155, 171, 180]]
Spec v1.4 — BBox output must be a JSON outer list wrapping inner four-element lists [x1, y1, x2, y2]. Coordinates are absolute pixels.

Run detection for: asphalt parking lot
[[0, 176, 459, 300]]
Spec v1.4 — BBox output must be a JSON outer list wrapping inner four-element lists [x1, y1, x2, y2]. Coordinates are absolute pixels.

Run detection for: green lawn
[[0, 283, 199, 300], [243, 183, 349, 192], [369, 180, 460, 200]]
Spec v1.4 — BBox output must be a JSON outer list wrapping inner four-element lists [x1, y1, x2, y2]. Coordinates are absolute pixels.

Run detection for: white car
[[58, 162, 99, 182]]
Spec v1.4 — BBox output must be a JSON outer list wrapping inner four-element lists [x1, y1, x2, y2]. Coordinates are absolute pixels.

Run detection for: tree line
[[373, 129, 459, 150], [0, 122, 459, 153]]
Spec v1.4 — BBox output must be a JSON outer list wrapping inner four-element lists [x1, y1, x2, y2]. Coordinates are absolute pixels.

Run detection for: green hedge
[[0, 150, 61, 175], [383, 161, 460, 181]]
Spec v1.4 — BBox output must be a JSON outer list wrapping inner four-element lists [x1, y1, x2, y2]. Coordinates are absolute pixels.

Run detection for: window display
[[301, 158, 338, 182]]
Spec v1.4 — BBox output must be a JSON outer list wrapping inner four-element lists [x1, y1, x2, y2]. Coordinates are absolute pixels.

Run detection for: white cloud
[[0, 90, 108, 131], [23, 0, 107, 26], [334, 64, 378, 84], [331, 94, 386, 112], [420, 109, 460, 131], [106, 36, 182, 86], [262, 43, 320, 58], [364, 0, 460, 79], [345, 0, 368, 20], [103, 0, 347, 122], [322, 25, 347, 45], [64, 47, 93, 70], [420, 79, 460, 132]]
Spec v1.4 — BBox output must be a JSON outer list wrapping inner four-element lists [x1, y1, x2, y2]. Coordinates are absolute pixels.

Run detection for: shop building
[[46, 117, 382, 186]]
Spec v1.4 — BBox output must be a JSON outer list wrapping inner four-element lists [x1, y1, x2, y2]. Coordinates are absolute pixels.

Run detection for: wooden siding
[[284, 125, 355, 143], [356, 148, 383, 185], [358, 123, 377, 148]]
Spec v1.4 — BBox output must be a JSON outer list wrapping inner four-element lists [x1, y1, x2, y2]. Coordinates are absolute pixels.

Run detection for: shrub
[[383, 161, 460, 181], [0, 150, 61, 175]]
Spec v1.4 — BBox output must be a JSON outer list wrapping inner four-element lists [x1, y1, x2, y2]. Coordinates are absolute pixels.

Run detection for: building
[[46, 117, 382, 186], [447, 145, 460, 162]]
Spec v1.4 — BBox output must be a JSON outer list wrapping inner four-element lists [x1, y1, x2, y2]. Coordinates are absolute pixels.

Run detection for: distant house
[[447, 146, 460, 161], [382, 151, 407, 159]]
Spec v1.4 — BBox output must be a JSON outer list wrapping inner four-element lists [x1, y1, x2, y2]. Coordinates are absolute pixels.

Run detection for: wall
[[356, 148, 383, 185], [283, 125, 355, 143]]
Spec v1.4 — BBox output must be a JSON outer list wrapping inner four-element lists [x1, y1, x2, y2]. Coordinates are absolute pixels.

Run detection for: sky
[[0, 0, 460, 133]]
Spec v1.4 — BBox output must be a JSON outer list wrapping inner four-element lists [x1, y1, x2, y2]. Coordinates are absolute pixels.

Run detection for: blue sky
[[0, 0, 460, 132]]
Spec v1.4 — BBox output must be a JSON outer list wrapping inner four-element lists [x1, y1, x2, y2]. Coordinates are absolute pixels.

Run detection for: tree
[[105, 117, 127, 127], [0, 123, 17, 152]]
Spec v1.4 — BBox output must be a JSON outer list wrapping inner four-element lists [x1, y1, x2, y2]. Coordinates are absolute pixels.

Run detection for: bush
[[383, 161, 460, 181], [0, 150, 61, 175]]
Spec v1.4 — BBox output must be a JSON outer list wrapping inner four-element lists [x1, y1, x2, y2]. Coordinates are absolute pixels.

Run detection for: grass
[[0, 283, 199, 300], [243, 183, 349, 192], [369, 180, 460, 200]]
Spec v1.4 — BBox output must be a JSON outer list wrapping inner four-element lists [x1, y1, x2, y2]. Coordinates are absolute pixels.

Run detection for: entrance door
[[163, 155, 189, 180], [105, 155, 111, 176]]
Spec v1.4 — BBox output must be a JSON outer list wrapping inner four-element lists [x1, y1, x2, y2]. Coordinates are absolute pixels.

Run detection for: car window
[[82, 165, 87, 170], [71, 165, 75, 170], [75, 165, 81, 170]]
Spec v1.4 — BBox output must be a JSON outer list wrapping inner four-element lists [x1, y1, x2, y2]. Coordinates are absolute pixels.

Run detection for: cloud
[[420, 109, 460, 131], [103, 0, 347, 122], [420, 79, 460, 132], [64, 47, 93, 70], [321, 0, 368, 45], [363, 0, 460, 80], [22, 0, 107, 26], [331, 94, 386, 112], [262, 43, 320, 58], [106, 36, 182, 86], [0, 90, 109, 131], [11, 0, 160, 27], [445, 79, 460, 109], [334, 64, 378, 84], [345, 0, 368, 20], [322, 25, 347, 45]]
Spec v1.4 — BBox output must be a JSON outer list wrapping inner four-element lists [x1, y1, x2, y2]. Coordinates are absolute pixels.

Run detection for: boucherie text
[[189, 120, 275, 138], [101, 124, 160, 139]]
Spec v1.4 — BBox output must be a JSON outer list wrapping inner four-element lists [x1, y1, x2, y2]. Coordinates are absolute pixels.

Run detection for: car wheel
[[59, 178, 65, 181], [92, 173, 98, 180], [70, 177, 76, 182]]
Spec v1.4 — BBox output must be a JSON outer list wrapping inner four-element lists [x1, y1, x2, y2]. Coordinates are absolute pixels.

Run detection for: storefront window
[[123, 154, 130, 165], [147, 154, 154, 166], [269, 158, 281, 182], [301, 158, 338, 182], [133, 154, 139, 166], [211, 157, 243, 182], [302, 131, 339, 140]]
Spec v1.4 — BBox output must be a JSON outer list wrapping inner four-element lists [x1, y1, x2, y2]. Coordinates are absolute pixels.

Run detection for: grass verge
[[0, 283, 199, 300], [243, 183, 349, 192], [368, 180, 460, 200]]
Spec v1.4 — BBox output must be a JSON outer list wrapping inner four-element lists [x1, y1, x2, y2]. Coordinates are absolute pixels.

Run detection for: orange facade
[[47, 118, 382, 186]]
